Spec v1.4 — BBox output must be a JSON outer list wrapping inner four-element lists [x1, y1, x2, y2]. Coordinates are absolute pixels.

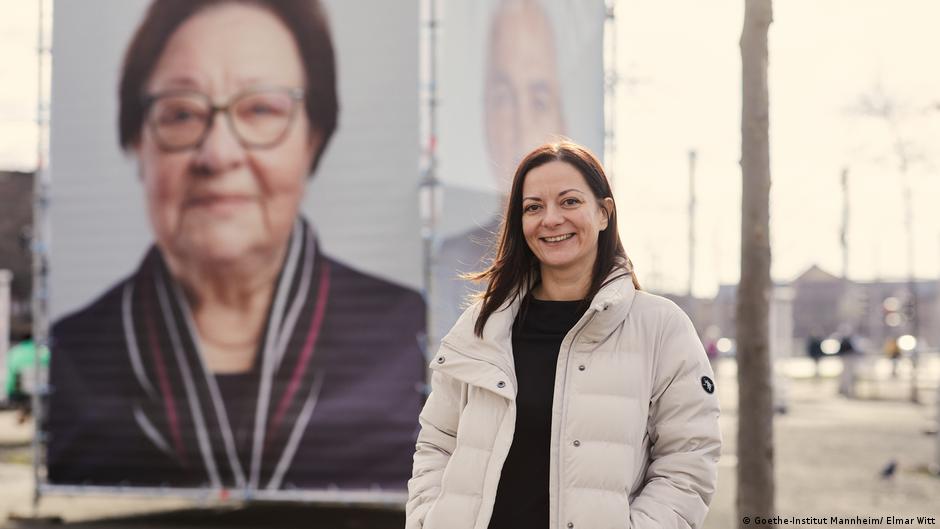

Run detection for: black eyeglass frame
[[141, 86, 306, 152]]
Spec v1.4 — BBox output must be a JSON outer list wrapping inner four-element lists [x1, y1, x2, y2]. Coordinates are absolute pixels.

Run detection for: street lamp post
[[902, 181, 919, 404], [688, 149, 697, 299]]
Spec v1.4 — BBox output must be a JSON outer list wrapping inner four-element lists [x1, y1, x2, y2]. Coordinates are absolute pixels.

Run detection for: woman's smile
[[540, 232, 575, 244]]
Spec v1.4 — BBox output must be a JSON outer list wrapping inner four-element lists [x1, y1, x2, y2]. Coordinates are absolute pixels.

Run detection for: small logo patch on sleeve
[[701, 376, 715, 394]]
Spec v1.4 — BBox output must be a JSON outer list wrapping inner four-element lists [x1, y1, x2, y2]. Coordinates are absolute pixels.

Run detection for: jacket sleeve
[[629, 308, 722, 529], [406, 368, 464, 529]]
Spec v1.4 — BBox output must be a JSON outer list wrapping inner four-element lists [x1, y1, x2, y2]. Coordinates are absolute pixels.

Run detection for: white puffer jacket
[[407, 271, 721, 529]]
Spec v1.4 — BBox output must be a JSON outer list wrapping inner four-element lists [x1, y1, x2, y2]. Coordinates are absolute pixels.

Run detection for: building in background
[[0, 170, 34, 339], [703, 265, 939, 355]]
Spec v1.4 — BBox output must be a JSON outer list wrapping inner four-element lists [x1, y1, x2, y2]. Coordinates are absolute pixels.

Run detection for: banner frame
[[38, 484, 408, 506]]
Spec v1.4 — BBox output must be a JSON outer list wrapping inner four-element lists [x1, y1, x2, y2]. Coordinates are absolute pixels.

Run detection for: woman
[[48, 0, 425, 491], [407, 142, 721, 529]]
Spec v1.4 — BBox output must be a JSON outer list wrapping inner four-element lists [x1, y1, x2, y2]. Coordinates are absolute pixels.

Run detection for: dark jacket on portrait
[[47, 219, 426, 491]]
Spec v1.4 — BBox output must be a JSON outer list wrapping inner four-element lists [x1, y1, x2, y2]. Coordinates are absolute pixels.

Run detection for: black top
[[488, 296, 587, 529]]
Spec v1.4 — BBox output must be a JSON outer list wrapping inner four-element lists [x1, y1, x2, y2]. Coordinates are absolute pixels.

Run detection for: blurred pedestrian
[[837, 331, 859, 398], [705, 339, 720, 374], [883, 337, 901, 378], [806, 333, 824, 378]]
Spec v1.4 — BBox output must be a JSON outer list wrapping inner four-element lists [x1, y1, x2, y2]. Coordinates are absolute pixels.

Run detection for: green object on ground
[[5, 339, 50, 399]]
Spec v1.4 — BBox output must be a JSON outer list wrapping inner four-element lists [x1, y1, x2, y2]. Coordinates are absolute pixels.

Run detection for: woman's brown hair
[[470, 140, 640, 337]]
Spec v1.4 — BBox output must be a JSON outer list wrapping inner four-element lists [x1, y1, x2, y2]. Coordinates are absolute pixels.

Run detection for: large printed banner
[[47, 0, 424, 492], [431, 0, 606, 346]]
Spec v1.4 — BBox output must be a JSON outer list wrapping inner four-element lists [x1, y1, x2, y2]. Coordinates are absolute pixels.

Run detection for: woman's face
[[136, 3, 319, 268], [520, 160, 611, 277]]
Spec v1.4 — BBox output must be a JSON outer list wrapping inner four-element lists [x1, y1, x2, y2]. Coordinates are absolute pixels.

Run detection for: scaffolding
[[31, 0, 52, 513], [419, 0, 442, 356], [603, 0, 618, 189], [26, 0, 623, 509]]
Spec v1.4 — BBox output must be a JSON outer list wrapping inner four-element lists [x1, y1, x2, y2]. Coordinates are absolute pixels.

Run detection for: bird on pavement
[[879, 459, 897, 480]]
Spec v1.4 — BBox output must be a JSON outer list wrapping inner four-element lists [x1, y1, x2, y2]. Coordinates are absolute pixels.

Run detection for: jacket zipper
[[556, 309, 597, 528]]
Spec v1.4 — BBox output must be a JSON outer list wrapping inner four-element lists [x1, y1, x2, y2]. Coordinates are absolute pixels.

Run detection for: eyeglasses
[[142, 87, 305, 152]]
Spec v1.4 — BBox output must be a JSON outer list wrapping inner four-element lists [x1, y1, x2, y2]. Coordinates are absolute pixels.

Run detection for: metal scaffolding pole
[[902, 178, 919, 404], [840, 167, 849, 280], [419, 0, 442, 355], [603, 0, 618, 188], [31, 0, 53, 513]]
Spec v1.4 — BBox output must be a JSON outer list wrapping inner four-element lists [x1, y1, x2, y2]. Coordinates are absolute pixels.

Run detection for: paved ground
[[1, 355, 938, 528], [705, 356, 940, 529]]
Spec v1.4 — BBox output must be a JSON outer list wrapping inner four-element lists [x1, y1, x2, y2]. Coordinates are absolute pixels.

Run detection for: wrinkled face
[[136, 3, 319, 268], [521, 160, 611, 276], [484, 0, 565, 191]]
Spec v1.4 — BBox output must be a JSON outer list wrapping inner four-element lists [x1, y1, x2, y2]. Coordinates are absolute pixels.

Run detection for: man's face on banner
[[484, 0, 566, 192]]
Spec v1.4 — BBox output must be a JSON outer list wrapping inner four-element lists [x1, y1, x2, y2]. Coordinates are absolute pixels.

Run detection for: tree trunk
[[737, 1, 774, 528]]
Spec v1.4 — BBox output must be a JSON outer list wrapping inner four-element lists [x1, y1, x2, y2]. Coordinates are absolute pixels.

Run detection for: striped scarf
[[122, 218, 330, 490]]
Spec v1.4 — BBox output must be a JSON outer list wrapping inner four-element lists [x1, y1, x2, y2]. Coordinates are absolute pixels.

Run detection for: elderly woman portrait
[[408, 142, 720, 529], [48, 0, 425, 491]]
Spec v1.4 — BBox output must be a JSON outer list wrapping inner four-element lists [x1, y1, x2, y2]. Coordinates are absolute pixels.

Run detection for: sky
[[1, 0, 938, 298], [0, 1, 47, 171], [617, 0, 940, 296]]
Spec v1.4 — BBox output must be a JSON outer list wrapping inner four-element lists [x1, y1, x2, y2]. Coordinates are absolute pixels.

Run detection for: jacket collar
[[578, 270, 638, 343], [435, 269, 638, 383]]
